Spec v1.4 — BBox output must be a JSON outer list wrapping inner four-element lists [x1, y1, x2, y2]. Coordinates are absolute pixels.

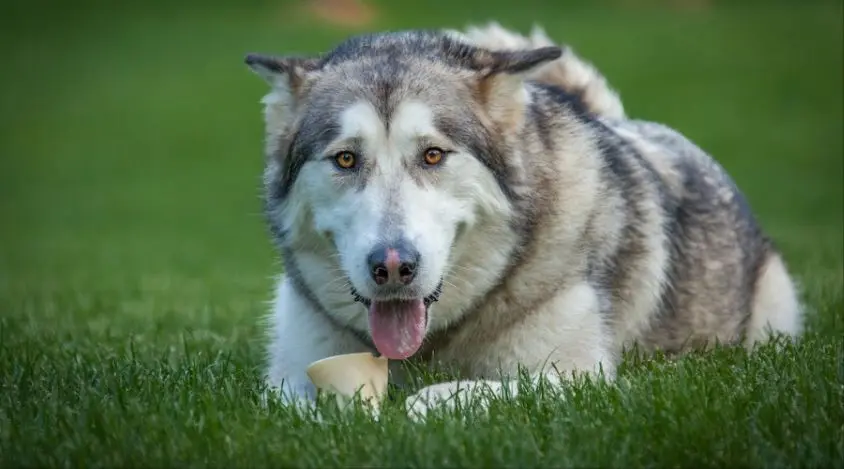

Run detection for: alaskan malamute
[[244, 22, 803, 419]]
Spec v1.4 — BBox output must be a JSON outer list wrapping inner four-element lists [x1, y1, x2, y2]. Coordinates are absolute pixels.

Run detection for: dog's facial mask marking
[[245, 34, 562, 360], [302, 99, 459, 361]]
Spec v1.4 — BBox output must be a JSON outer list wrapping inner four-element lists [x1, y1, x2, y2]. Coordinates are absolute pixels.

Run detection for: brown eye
[[423, 147, 445, 166], [335, 151, 356, 169]]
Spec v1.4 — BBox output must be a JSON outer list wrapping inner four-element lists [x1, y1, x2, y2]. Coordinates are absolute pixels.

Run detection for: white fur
[[264, 96, 516, 404], [745, 253, 804, 346], [406, 282, 615, 420], [265, 277, 372, 402], [292, 99, 485, 303]]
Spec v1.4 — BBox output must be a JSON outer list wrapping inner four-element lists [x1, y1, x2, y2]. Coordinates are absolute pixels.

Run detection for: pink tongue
[[368, 299, 427, 360]]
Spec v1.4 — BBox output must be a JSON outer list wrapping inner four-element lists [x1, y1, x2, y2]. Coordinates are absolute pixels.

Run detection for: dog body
[[246, 24, 803, 417]]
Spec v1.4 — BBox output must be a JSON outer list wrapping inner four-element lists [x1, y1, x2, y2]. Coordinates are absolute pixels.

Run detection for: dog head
[[246, 30, 561, 359]]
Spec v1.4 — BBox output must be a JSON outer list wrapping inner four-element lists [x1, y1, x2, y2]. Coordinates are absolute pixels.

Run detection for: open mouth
[[350, 281, 443, 360]]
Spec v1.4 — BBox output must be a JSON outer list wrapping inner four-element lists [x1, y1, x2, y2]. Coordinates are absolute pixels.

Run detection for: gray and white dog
[[244, 22, 803, 419]]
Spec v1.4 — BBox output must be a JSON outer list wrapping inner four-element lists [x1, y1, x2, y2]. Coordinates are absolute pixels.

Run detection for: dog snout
[[367, 239, 420, 286]]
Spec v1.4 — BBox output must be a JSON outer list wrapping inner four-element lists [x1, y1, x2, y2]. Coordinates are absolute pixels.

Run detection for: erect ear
[[244, 53, 322, 101], [469, 46, 563, 75], [468, 47, 562, 132], [245, 54, 322, 159]]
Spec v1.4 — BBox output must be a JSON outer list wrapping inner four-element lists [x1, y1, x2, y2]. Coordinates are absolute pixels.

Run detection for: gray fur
[[246, 24, 803, 416]]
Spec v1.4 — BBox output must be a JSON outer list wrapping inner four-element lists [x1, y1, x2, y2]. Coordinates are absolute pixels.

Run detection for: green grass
[[1, 0, 842, 467]]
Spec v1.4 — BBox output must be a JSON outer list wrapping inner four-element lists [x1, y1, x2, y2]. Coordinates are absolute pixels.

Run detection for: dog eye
[[423, 147, 445, 166], [334, 151, 357, 170]]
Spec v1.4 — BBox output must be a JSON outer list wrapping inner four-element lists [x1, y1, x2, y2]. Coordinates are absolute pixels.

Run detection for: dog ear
[[245, 54, 322, 161], [244, 53, 322, 101], [469, 47, 562, 133], [470, 46, 563, 75]]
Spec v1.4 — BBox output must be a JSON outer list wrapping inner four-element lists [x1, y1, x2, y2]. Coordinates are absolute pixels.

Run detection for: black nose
[[367, 239, 420, 286]]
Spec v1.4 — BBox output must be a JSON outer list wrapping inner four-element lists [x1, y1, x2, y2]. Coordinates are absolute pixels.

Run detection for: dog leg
[[264, 276, 373, 408], [405, 282, 615, 421]]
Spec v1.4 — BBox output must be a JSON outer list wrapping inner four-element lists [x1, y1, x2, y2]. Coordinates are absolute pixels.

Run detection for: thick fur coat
[[244, 23, 803, 419]]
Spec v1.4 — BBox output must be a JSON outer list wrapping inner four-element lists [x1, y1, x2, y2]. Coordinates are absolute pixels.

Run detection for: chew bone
[[306, 352, 389, 411]]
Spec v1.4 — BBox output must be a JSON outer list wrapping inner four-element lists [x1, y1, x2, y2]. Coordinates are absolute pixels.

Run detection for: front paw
[[405, 380, 499, 422]]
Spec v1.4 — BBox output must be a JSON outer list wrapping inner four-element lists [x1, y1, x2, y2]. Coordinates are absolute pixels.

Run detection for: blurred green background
[[1, 0, 841, 285], [0, 0, 841, 347], [0, 0, 841, 466], [1, 0, 841, 354]]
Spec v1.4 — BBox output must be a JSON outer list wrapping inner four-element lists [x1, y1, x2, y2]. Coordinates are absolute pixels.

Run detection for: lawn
[[1, 0, 842, 467]]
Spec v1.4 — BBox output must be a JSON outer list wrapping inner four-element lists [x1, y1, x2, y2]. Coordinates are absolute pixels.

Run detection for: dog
[[244, 22, 803, 419]]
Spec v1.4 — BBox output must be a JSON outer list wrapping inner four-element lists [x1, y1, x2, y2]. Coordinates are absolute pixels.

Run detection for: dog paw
[[405, 380, 498, 422]]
